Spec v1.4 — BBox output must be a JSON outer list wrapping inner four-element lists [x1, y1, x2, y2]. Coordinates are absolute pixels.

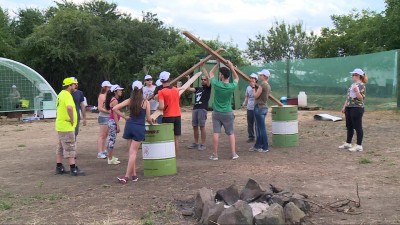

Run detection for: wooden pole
[[182, 31, 283, 106], [169, 48, 224, 85]]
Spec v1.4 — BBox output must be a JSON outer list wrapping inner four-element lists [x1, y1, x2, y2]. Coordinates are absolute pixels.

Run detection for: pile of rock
[[192, 179, 310, 225]]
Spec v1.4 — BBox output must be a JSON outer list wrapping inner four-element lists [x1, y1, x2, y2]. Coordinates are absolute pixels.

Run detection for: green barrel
[[142, 123, 177, 177], [271, 106, 299, 147]]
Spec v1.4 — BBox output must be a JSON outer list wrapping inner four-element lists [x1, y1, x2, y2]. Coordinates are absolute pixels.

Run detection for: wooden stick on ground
[[169, 48, 224, 85], [150, 72, 203, 120], [182, 31, 283, 107]]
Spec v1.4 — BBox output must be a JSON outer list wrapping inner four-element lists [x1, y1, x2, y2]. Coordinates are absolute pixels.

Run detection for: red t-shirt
[[158, 86, 181, 117]]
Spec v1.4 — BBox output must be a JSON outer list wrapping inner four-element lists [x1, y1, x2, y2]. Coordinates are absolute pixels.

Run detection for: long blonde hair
[[361, 73, 368, 84]]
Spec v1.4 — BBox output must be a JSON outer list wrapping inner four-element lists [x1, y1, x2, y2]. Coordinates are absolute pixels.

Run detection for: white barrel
[[272, 121, 298, 134], [142, 142, 175, 159], [298, 91, 307, 107]]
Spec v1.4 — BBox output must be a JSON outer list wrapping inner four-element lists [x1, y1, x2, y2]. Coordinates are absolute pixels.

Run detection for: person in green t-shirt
[[55, 77, 85, 176], [209, 60, 239, 161]]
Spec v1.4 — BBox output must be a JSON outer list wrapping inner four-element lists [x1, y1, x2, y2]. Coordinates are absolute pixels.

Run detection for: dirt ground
[[0, 107, 399, 224]]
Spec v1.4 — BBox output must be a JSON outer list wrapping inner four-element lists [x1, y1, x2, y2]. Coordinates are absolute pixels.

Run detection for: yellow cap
[[62, 77, 78, 86]]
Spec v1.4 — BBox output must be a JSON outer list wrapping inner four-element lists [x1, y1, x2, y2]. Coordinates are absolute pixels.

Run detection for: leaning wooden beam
[[182, 31, 283, 106], [151, 71, 203, 120], [169, 48, 224, 85]]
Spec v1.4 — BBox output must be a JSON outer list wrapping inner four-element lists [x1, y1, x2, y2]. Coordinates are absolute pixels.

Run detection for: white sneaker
[[209, 154, 218, 161], [232, 154, 239, 160], [257, 149, 269, 153], [338, 143, 352, 149], [249, 147, 258, 152], [348, 145, 363, 152], [108, 158, 120, 165]]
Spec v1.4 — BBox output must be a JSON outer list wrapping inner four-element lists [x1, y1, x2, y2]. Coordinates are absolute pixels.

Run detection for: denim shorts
[[123, 121, 145, 142], [98, 116, 109, 125]]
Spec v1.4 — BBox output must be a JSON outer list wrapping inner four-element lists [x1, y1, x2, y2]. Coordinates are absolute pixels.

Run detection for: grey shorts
[[98, 116, 108, 125], [192, 109, 207, 127], [212, 111, 235, 135]]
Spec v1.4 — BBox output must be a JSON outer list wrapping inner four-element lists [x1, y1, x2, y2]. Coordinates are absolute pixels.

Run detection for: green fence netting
[[238, 50, 399, 110]]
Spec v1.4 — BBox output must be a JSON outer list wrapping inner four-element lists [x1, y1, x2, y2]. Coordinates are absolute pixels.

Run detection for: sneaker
[[70, 166, 85, 176], [198, 144, 206, 151], [188, 143, 199, 149], [257, 149, 269, 153], [55, 165, 66, 175], [97, 152, 107, 159], [232, 153, 239, 160], [338, 143, 352, 149], [246, 138, 254, 143], [209, 154, 218, 161], [131, 176, 138, 182], [112, 156, 119, 161], [108, 157, 120, 165], [348, 145, 363, 152], [117, 176, 128, 184], [249, 147, 258, 152]]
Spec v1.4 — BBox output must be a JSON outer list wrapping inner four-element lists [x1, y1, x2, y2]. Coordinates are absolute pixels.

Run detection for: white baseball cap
[[132, 80, 143, 90], [155, 79, 162, 87], [159, 71, 170, 82], [12, 85, 16, 88], [250, 73, 258, 80], [257, 69, 271, 77], [110, 84, 124, 92], [350, 68, 365, 76], [144, 74, 152, 80], [101, 81, 112, 87]]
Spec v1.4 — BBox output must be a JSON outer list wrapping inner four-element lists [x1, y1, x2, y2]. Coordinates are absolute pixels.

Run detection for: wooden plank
[[182, 31, 283, 107], [169, 48, 224, 85], [151, 72, 203, 120]]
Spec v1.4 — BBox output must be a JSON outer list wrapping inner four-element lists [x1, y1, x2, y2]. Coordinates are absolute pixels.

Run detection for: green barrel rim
[[271, 106, 298, 121], [144, 123, 174, 143], [272, 134, 299, 147], [143, 158, 177, 177]]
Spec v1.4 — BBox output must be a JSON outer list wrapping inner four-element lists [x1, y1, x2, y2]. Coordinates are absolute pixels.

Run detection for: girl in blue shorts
[[113, 80, 153, 183]]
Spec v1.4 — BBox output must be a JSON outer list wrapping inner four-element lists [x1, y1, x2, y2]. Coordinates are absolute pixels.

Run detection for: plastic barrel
[[271, 106, 299, 147], [142, 123, 177, 176]]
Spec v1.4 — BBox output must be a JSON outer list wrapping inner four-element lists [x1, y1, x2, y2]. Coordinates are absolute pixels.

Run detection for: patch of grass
[[140, 203, 177, 225], [366, 150, 375, 154], [388, 162, 396, 166], [20, 193, 64, 205], [14, 128, 25, 132], [359, 157, 372, 164], [17, 144, 26, 148], [36, 181, 44, 189], [102, 184, 111, 189], [0, 200, 12, 210]]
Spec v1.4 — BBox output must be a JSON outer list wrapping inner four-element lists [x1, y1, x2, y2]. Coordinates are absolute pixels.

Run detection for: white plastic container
[[298, 91, 307, 107]]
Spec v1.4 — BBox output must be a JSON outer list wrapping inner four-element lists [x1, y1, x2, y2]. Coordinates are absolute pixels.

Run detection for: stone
[[217, 200, 253, 225], [181, 209, 193, 216], [215, 183, 240, 206], [254, 203, 285, 225], [194, 187, 214, 219], [290, 195, 311, 214], [240, 178, 265, 202], [271, 195, 290, 206], [249, 202, 269, 216], [255, 192, 274, 205], [269, 184, 284, 193], [200, 200, 225, 225], [284, 202, 306, 224]]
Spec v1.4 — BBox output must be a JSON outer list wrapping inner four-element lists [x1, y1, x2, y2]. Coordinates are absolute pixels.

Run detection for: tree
[[246, 21, 316, 63], [12, 8, 45, 39], [0, 7, 16, 58]]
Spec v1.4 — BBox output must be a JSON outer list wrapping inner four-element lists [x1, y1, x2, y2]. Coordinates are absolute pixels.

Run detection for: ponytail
[[105, 90, 114, 110], [129, 87, 144, 117], [361, 73, 368, 84]]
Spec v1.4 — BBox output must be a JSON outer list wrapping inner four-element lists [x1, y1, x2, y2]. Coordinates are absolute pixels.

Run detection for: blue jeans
[[254, 105, 268, 150]]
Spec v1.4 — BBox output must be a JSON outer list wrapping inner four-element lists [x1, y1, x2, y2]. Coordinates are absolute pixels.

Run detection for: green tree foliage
[[246, 21, 317, 63], [1, 0, 245, 104]]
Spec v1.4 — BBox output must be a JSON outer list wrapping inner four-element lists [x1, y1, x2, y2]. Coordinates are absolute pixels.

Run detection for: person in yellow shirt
[[55, 78, 85, 176]]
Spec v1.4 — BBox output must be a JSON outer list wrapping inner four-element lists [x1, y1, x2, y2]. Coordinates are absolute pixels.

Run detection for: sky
[[0, 0, 386, 49]]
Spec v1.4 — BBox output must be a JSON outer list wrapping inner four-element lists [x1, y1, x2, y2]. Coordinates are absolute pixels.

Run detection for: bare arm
[[113, 99, 129, 120], [227, 60, 239, 83], [158, 99, 164, 110], [144, 100, 154, 124], [67, 105, 74, 126], [209, 63, 219, 79], [97, 94, 109, 114], [201, 66, 211, 87], [80, 102, 87, 126]]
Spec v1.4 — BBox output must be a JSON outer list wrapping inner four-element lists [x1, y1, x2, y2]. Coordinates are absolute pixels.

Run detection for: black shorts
[[162, 116, 181, 136]]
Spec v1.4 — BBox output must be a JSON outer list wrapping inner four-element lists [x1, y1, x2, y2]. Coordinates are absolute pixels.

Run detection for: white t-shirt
[[142, 85, 158, 111]]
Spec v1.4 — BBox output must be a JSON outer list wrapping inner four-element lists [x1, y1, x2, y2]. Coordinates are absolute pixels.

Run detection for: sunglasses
[[201, 79, 207, 81], [145, 79, 152, 81], [351, 74, 359, 77]]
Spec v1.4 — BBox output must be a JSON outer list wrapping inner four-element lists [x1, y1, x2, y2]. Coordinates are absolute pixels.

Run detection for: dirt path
[[0, 108, 399, 224]]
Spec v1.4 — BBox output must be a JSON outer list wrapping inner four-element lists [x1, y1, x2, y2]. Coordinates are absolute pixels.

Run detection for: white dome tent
[[0, 57, 57, 119]]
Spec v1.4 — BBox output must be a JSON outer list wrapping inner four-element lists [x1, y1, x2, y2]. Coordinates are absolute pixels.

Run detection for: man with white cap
[[8, 84, 21, 109], [70, 77, 86, 140], [142, 74, 158, 114], [242, 73, 258, 143], [157, 71, 182, 155]]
